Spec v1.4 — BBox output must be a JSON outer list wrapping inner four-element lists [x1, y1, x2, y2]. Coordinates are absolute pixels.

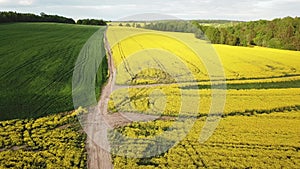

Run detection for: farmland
[[108, 27, 300, 86], [0, 22, 110, 168], [107, 27, 300, 117], [0, 21, 299, 168], [107, 27, 300, 168], [0, 23, 107, 120], [111, 111, 300, 168], [0, 108, 87, 168], [108, 87, 300, 117]]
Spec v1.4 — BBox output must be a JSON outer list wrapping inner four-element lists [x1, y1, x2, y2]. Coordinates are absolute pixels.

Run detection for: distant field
[[108, 27, 300, 85], [0, 23, 107, 120]]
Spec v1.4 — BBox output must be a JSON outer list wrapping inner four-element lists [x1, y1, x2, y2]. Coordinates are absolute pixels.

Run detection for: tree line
[[144, 17, 300, 51], [195, 19, 241, 24], [144, 21, 205, 39], [198, 16, 300, 51], [0, 11, 75, 24], [77, 19, 107, 26], [0, 11, 107, 26], [118, 22, 143, 28], [145, 21, 201, 34]]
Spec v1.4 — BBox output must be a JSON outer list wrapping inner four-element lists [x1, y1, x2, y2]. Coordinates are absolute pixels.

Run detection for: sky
[[0, 0, 299, 21]]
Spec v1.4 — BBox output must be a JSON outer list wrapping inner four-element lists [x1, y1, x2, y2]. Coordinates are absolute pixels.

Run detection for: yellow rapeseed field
[[107, 27, 300, 84], [107, 26, 300, 116], [108, 87, 300, 116], [107, 26, 300, 169], [111, 112, 300, 168]]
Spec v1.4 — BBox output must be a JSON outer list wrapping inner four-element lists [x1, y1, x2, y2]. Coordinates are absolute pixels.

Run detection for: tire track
[[85, 28, 171, 169]]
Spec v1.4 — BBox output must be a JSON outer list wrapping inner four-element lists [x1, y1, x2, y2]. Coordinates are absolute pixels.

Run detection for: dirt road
[[85, 28, 165, 169]]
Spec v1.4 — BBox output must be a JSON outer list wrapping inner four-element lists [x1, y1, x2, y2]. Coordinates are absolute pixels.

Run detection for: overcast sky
[[0, 0, 299, 21]]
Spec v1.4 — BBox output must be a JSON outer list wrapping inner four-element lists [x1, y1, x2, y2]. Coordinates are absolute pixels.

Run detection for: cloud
[[19, 0, 34, 6], [70, 4, 138, 10], [0, 0, 299, 20], [0, 0, 34, 6], [0, 0, 8, 4]]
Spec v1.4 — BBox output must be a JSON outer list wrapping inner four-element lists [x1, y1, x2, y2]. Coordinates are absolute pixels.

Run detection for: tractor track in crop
[[85, 28, 175, 169]]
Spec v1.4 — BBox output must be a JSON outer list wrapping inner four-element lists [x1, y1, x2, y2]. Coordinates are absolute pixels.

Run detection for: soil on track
[[85, 29, 171, 169]]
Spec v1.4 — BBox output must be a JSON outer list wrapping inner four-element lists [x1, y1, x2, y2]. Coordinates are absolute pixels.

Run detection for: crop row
[[110, 111, 300, 168], [0, 109, 87, 169], [108, 87, 300, 117]]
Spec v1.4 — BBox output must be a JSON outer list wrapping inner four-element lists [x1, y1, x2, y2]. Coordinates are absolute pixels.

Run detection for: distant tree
[[119, 23, 123, 26], [125, 23, 131, 27], [143, 17, 300, 50], [77, 20, 82, 24], [136, 24, 142, 28], [76, 19, 107, 26], [40, 12, 46, 17], [144, 21, 200, 34], [0, 11, 75, 24], [205, 27, 220, 44]]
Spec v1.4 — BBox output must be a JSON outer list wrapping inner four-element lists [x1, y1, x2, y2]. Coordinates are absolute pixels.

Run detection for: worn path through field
[[85, 28, 174, 169]]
